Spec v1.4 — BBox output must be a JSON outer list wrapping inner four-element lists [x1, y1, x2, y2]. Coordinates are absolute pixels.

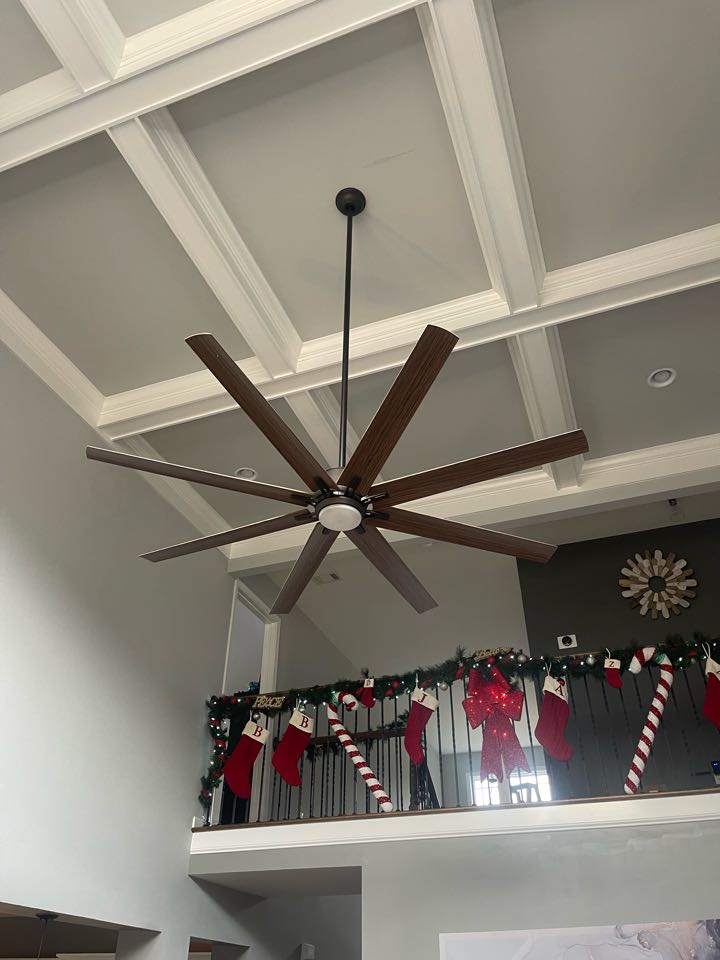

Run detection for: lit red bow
[[463, 666, 530, 782]]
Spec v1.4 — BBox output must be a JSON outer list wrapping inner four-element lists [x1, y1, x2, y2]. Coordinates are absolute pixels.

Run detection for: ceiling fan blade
[[346, 525, 437, 613], [186, 334, 334, 492], [270, 525, 339, 614], [141, 512, 314, 563], [339, 325, 458, 494], [86, 446, 311, 506], [368, 430, 589, 506], [368, 508, 556, 563]]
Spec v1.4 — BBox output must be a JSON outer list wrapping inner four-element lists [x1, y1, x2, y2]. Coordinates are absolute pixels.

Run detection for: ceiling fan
[[87, 188, 588, 615]]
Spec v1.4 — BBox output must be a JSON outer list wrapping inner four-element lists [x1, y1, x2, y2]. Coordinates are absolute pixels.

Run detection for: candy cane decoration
[[624, 646, 674, 794], [327, 698, 393, 812]]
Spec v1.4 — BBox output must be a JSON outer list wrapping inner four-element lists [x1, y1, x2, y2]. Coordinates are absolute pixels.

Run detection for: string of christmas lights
[[199, 632, 717, 808]]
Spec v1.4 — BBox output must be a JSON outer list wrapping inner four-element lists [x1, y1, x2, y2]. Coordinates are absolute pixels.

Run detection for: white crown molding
[[0, 286, 104, 425], [19, 0, 123, 91], [285, 388, 361, 469], [226, 432, 720, 573], [109, 110, 300, 376], [508, 327, 581, 489], [0, 0, 422, 174], [418, 0, 543, 310], [0, 69, 80, 134], [117, 0, 317, 79], [190, 790, 720, 855]]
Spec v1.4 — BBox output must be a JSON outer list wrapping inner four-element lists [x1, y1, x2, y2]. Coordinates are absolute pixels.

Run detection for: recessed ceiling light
[[647, 367, 677, 388], [234, 466, 258, 480]]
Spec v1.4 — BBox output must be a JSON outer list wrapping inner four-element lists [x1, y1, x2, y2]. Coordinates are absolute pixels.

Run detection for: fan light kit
[[87, 188, 590, 615]]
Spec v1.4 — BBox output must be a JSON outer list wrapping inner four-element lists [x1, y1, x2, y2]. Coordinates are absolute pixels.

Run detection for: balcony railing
[[208, 656, 720, 827]]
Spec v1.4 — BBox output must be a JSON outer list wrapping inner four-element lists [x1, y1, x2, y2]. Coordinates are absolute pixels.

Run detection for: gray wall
[[0, 345, 359, 958], [518, 518, 720, 656]]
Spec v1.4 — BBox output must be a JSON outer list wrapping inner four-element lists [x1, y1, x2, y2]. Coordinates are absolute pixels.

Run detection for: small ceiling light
[[234, 466, 258, 480], [647, 367, 676, 388]]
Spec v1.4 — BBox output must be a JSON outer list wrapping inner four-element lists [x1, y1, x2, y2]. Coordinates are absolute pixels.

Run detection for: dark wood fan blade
[[339, 325, 458, 494], [141, 512, 314, 563], [270, 525, 339, 614], [86, 446, 311, 506], [368, 430, 589, 506], [346, 525, 437, 613], [186, 334, 334, 492], [368, 508, 556, 563]]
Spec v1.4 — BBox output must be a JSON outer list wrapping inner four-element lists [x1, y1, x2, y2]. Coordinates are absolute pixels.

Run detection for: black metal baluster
[[319, 710, 327, 818], [434, 684, 446, 808], [353, 708, 359, 815], [255, 716, 268, 822], [567, 674, 591, 797], [395, 695, 404, 811], [448, 681, 462, 805], [598, 675, 623, 796], [462, 674, 475, 801], [582, 674, 608, 796], [519, 672, 540, 793]]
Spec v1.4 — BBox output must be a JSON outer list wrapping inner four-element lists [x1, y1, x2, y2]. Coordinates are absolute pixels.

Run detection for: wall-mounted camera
[[557, 633, 578, 650]]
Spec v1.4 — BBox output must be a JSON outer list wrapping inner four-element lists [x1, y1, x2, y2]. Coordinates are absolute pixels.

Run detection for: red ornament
[[689, 649, 697, 659], [214, 737, 225, 747], [420, 680, 431, 689], [231, 695, 238, 704], [391, 679, 401, 689], [486, 655, 496, 666], [385, 688, 394, 698], [455, 664, 465, 680], [200, 788, 210, 797]]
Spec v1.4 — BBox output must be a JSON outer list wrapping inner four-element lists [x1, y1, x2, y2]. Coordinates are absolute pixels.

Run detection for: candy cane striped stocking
[[326, 700, 393, 812], [624, 647, 674, 795]]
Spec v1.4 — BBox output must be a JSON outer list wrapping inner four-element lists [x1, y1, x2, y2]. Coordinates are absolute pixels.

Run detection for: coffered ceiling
[[1, 0, 719, 615]]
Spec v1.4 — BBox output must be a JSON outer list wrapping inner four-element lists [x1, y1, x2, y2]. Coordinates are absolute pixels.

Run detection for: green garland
[[198, 631, 717, 809]]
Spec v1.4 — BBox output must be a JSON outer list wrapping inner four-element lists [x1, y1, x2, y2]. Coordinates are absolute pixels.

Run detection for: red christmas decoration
[[391, 679, 401, 689], [462, 666, 530, 782]]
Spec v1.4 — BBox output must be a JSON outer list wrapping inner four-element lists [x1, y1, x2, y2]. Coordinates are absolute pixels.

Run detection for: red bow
[[463, 666, 530, 782]]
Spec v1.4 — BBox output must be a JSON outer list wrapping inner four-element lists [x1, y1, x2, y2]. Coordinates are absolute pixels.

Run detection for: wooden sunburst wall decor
[[619, 549, 698, 619]]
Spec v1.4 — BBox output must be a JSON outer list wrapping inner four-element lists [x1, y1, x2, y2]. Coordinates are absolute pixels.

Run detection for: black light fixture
[[35, 913, 58, 959]]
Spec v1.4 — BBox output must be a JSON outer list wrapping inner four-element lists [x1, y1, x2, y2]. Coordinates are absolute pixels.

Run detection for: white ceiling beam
[[0, 70, 80, 135], [109, 109, 301, 376], [417, 0, 543, 311], [0, 283, 234, 556], [117, 0, 316, 79], [508, 327, 582, 489], [20, 0, 124, 91], [0, 0, 422, 173], [97, 222, 720, 438], [285, 388, 361, 470], [0, 286, 103, 426], [226, 431, 720, 573]]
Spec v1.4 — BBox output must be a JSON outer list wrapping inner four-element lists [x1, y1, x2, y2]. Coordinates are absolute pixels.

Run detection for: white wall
[[223, 591, 265, 694], [0, 345, 356, 957]]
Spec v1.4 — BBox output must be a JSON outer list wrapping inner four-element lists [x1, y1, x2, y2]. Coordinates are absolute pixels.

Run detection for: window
[[472, 770, 552, 806]]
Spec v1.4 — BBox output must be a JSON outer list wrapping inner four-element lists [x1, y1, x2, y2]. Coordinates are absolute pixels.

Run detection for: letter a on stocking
[[224, 722, 269, 799]]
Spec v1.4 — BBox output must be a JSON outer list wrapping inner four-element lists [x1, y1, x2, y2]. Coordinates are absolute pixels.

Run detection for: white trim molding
[[285, 388, 361, 469], [508, 327, 581, 488], [0, 69, 80, 134], [190, 790, 720, 855], [109, 110, 301, 376], [20, 0, 123, 90], [418, 0, 543, 310]]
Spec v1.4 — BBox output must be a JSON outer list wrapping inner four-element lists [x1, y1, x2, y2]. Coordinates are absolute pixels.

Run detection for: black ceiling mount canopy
[[86, 185, 590, 616], [335, 186, 366, 471]]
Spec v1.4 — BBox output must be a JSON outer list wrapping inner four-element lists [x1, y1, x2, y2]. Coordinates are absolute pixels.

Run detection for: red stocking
[[404, 687, 438, 765], [535, 676, 573, 762], [224, 721, 269, 799], [272, 709, 313, 786], [605, 657, 622, 689], [703, 657, 720, 729], [357, 678, 376, 710]]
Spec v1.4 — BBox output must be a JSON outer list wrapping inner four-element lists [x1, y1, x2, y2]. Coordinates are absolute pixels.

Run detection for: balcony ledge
[[191, 788, 720, 856]]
